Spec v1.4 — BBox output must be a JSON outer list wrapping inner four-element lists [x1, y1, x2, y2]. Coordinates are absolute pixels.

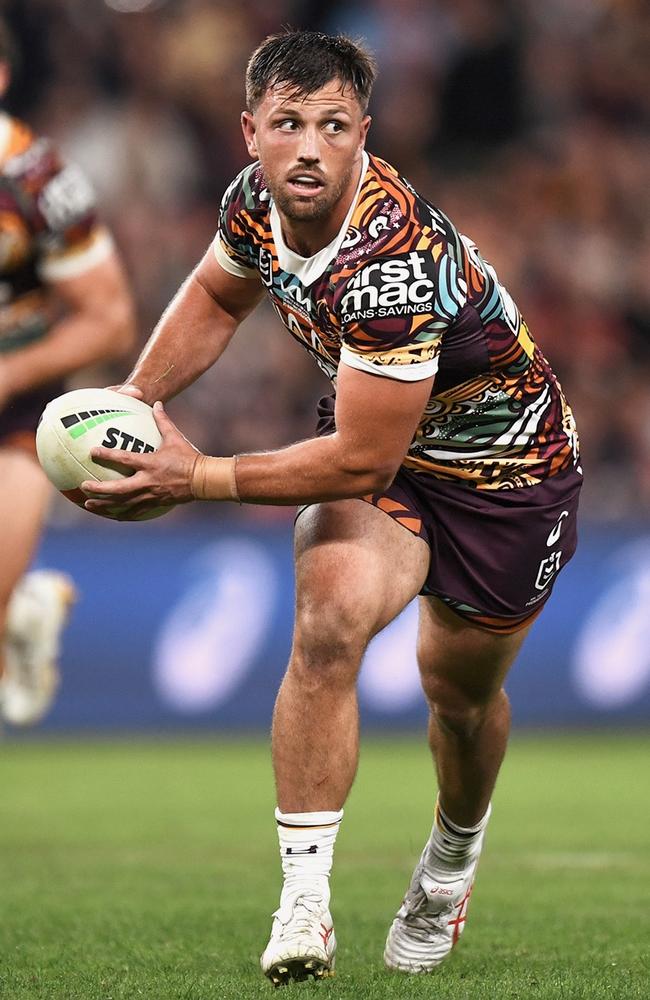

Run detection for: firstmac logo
[[341, 251, 435, 323]]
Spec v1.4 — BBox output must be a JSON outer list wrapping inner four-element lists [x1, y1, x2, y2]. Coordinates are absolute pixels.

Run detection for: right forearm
[[125, 271, 239, 404]]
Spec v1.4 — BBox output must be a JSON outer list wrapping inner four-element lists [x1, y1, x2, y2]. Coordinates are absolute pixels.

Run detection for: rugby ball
[[36, 387, 171, 520]]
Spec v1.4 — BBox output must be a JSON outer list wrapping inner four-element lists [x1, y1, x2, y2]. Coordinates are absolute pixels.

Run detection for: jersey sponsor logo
[[340, 250, 435, 323]]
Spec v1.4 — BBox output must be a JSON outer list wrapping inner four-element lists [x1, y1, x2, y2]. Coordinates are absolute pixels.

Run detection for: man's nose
[[297, 126, 320, 163]]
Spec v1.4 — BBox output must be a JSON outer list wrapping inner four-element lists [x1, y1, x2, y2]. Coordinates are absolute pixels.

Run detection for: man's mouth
[[286, 174, 325, 196]]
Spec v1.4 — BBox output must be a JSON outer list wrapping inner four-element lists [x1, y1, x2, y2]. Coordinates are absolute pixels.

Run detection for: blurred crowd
[[3, 0, 649, 521]]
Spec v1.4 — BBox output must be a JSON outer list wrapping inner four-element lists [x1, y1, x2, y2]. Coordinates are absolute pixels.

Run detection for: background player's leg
[[273, 498, 430, 812], [417, 596, 530, 826], [0, 448, 51, 677], [0, 447, 74, 726]]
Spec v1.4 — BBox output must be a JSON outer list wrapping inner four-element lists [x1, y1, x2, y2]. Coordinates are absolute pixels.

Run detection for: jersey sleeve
[[21, 141, 115, 282], [212, 165, 261, 279], [337, 249, 467, 382]]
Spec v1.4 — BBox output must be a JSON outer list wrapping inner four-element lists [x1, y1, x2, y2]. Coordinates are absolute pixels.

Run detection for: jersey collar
[[269, 150, 369, 287]]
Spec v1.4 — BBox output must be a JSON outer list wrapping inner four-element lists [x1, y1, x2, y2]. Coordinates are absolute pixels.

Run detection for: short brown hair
[[246, 30, 376, 113]]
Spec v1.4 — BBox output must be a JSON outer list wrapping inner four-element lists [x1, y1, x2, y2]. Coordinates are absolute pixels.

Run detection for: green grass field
[[0, 735, 648, 999]]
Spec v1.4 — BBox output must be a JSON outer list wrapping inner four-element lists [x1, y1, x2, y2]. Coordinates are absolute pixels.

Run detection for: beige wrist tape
[[191, 454, 240, 502]]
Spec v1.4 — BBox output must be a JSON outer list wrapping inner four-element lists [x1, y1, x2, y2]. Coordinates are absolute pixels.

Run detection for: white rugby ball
[[36, 387, 171, 520]]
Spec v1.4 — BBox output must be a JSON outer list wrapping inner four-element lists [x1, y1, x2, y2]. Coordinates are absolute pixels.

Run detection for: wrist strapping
[[191, 454, 240, 502]]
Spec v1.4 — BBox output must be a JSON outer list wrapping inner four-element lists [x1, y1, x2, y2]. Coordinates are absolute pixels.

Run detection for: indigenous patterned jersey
[[214, 152, 580, 490], [0, 112, 113, 357]]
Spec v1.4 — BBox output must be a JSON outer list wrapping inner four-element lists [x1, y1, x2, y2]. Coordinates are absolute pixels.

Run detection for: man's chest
[[261, 252, 342, 378]]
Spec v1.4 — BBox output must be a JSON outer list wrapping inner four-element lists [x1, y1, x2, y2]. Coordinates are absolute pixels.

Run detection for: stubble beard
[[269, 163, 356, 225]]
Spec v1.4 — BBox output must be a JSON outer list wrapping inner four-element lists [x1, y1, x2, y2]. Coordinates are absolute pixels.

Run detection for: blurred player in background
[[0, 17, 135, 727], [81, 31, 582, 984]]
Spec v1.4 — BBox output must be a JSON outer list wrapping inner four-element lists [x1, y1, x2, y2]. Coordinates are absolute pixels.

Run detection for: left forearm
[[194, 434, 395, 505]]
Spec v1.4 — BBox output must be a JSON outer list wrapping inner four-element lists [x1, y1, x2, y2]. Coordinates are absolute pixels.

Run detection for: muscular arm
[[0, 251, 135, 399], [83, 361, 434, 515], [121, 246, 264, 403], [231, 363, 434, 503]]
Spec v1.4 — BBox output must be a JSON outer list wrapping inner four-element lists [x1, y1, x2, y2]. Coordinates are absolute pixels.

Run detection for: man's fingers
[[84, 498, 156, 520], [81, 472, 149, 496], [153, 400, 179, 438], [108, 383, 145, 400], [90, 446, 149, 468]]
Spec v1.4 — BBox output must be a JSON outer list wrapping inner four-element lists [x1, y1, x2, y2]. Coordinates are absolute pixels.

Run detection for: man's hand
[[109, 383, 145, 401], [81, 401, 200, 519]]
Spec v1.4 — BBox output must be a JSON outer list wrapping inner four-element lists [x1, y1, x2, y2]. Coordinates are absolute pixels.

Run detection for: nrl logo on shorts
[[534, 551, 562, 591], [340, 251, 435, 324]]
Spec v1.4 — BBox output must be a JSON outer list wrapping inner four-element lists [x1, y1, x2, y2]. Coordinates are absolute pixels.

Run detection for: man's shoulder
[[341, 153, 455, 267], [328, 155, 452, 300], [221, 160, 270, 218]]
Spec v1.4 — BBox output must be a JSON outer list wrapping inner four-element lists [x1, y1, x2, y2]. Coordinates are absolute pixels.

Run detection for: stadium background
[[3, 0, 648, 733]]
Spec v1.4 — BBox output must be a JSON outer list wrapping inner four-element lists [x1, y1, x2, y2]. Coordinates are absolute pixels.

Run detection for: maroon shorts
[[315, 394, 582, 633], [0, 382, 63, 454]]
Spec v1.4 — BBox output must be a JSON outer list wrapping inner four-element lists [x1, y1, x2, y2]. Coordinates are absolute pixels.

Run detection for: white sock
[[275, 808, 343, 907], [426, 798, 492, 873]]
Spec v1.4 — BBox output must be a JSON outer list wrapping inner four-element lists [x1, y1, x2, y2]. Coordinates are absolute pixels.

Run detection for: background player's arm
[[0, 251, 135, 404], [118, 246, 264, 403]]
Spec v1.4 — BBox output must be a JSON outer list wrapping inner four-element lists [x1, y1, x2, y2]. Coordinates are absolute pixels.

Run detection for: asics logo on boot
[[428, 886, 453, 896], [319, 924, 333, 947]]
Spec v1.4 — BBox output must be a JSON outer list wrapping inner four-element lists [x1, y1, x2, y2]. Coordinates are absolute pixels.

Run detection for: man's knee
[[290, 597, 371, 689], [422, 672, 508, 738]]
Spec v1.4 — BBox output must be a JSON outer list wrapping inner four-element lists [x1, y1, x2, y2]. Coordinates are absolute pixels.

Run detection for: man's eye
[[277, 120, 298, 131], [325, 121, 344, 134]]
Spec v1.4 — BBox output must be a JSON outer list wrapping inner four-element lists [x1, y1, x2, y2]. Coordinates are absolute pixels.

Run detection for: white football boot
[[260, 890, 336, 986], [1, 570, 76, 726], [384, 828, 486, 973]]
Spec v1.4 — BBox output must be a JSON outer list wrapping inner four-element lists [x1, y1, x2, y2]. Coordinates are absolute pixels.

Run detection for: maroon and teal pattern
[[216, 154, 580, 490]]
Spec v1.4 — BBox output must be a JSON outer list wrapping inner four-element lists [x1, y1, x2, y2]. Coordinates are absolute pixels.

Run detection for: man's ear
[[241, 111, 258, 159], [360, 115, 372, 148]]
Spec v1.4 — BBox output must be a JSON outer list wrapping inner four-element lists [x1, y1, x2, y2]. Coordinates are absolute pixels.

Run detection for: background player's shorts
[[0, 383, 63, 455], [315, 394, 582, 634]]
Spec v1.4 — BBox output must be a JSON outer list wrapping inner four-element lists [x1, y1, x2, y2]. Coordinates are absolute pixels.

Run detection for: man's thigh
[[417, 596, 531, 705], [294, 499, 431, 650]]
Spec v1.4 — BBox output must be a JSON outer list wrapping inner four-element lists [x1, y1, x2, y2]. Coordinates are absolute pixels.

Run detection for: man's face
[[241, 79, 371, 225]]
